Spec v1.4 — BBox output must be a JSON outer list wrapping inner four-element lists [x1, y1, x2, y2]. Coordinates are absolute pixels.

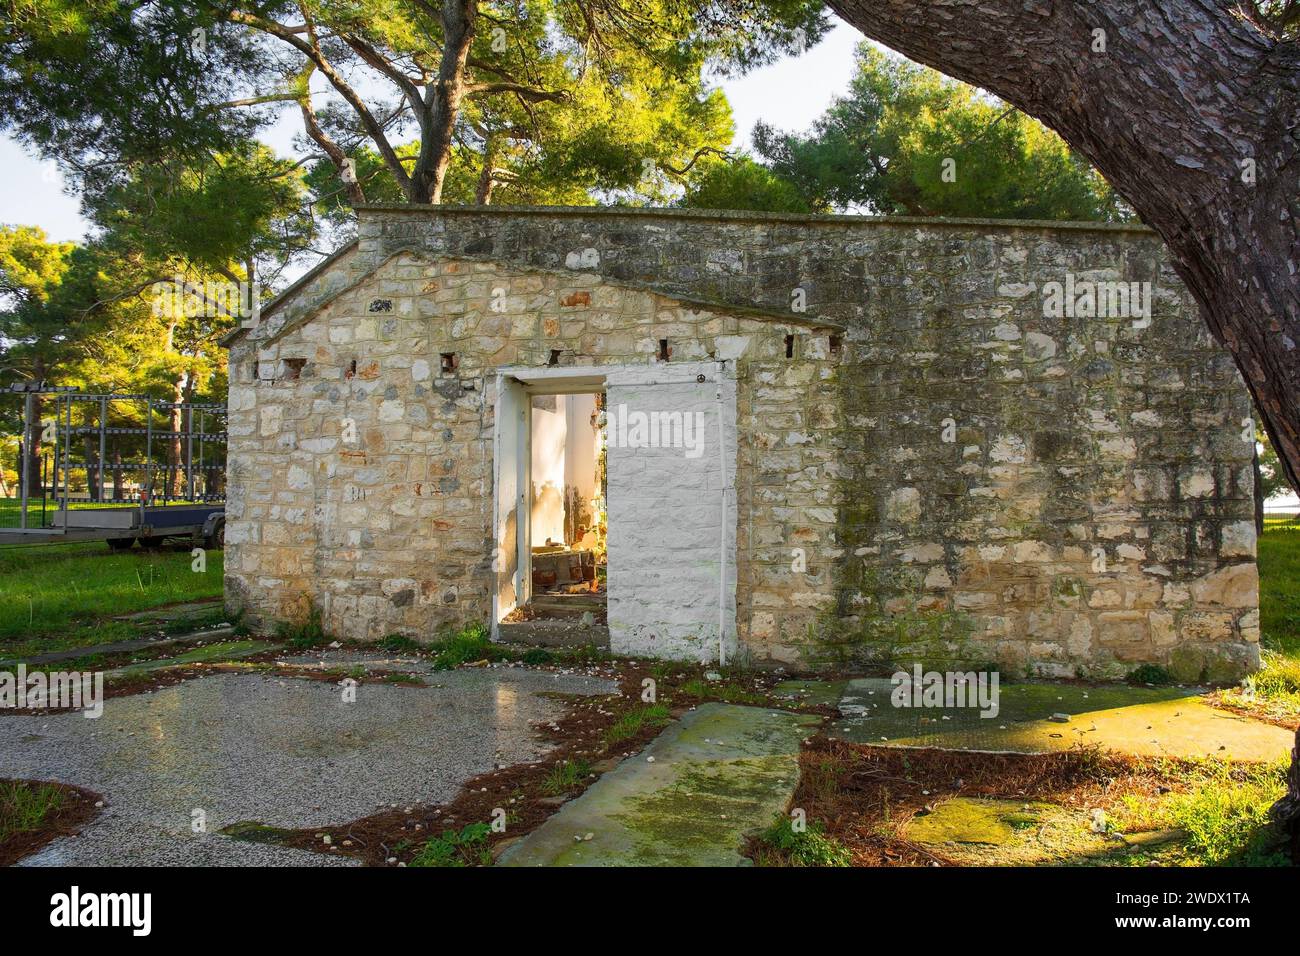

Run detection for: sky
[[0, 22, 864, 245]]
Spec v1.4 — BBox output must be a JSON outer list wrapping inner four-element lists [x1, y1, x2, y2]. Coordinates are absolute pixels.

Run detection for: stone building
[[223, 205, 1259, 680]]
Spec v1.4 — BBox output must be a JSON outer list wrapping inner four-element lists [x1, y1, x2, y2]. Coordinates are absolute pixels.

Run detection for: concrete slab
[[829, 678, 1293, 762], [904, 797, 1118, 864], [499, 703, 820, 867], [110, 639, 277, 675], [112, 600, 223, 623], [276, 647, 433, 673], [772, 679, 845, 709], [2, 626, 237, 668], [3, 665, 617, 865]]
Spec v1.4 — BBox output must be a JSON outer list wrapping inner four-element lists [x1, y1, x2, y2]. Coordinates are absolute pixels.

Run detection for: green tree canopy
[[711, 43, 1126, 221], [679, 153, 813, 213], [2, 0, 828, 213]]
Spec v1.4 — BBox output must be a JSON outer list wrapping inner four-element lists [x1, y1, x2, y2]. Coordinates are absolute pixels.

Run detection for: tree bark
[[476, 135, 498, 204], [1273, 727, 1300, 861], [410, 0, 478, 203], [829, 0, 1300, 488], [23, 353, 45, 498], [296, 66, 366, 207], [167, 375, 185, 500]]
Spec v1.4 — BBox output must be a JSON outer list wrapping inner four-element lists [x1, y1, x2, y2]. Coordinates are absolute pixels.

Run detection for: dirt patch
[[745, 737, 1270, 867], [0, 779, 103, 866]]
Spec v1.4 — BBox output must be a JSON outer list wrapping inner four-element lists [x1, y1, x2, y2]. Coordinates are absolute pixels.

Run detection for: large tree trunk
[[112, 445, 123, 502], [476, 135, 498, 204], [829, 0, 1300, 489], [167, 375, 185, 500], [23, 354, 45, 498], [1274, 727, 1300, 861], [411, 0, 478, 203]]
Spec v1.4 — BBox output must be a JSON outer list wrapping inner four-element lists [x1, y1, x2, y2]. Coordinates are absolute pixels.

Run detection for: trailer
[[0, 385, 226, 549]]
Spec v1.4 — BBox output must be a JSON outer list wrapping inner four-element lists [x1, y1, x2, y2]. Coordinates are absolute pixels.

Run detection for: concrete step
[[526, 593, 607, 619], [497, 619, 610, 649]]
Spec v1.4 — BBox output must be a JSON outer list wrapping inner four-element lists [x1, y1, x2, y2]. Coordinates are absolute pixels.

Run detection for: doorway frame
[[490, 367, 607, 639]]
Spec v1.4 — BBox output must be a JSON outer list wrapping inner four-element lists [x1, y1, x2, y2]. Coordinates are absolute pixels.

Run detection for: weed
[[548, 644, 614, 666], [379, 634, 420, 653], [408, 822, 493, 867], [382, 672, 422, 685], [759, 813, 851, 867], [276, 607, 328, 650], [542, 758, 593, 795], [678, 678, 766, 706], [603, 705, 671, 747], [1113, 759, 1290, 866], [0, 780, 66, 845], [1127, 664, 1174, 686], [429, 622, 501, 670]]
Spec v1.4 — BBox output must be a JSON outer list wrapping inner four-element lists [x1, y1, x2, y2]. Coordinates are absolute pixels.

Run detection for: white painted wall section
[[605, 363, 738, 663]]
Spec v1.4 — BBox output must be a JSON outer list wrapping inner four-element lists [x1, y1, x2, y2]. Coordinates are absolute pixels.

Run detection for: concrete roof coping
[[222, 203, 1155, 348], [354, 202, 1155, 236]]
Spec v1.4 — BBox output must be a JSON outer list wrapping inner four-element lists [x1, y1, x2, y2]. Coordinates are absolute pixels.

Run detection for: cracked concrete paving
[[829, 678, 1293, 762], [2, 665, 617, 866], [500, 703, 820, 867]]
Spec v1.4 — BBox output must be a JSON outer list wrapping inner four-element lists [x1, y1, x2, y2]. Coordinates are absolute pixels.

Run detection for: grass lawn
[[0, 540, 224, 659], [1226, 518, 1300, 723], [1260, 517, 1300, 655]]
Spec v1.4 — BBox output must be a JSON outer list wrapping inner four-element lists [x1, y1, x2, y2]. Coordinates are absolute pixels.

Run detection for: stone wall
[[226, 250, 838, 663], [225, 205, 1259, 679]]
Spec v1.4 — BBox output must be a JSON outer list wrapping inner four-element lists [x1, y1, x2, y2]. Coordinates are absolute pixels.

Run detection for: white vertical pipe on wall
[[715, 361, 727, 668]]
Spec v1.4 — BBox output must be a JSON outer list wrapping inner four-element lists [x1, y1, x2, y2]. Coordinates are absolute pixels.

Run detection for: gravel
[[3, 665, 617, 866]]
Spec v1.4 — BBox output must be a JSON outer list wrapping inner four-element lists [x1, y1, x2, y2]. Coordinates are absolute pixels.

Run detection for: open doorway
[[493, 361, 736, 662], [493, 374, 606, 633], [521, 390, 606, 622]]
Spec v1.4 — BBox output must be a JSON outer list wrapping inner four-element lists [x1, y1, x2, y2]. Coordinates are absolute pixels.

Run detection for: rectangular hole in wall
[[441, 352, 459, 374], [785, 334, 795, 359], [282, 358, 307, 380], [548, 349, 562, 367], [829, 335, 842, 356], [524, 390, 606, 601], [657, 339, 670, 362]]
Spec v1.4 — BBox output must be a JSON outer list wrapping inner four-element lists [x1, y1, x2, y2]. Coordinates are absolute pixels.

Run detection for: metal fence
[[0, 384, 226, 533], [1264, 502, 1300, 522]]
